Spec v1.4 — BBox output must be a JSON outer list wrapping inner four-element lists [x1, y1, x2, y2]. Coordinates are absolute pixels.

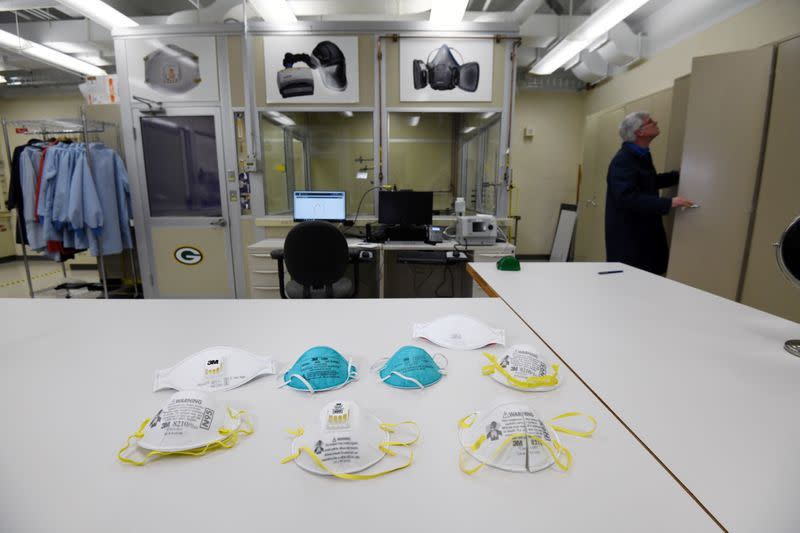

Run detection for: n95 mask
[[118, 390, 252, 466], [482, 345, 560, 391], [153, 346, 276, 392], [280, 346, 357, 393], [457, 400, 596, 475], [413, 314, 505, 350], [281, 401, 419, 480], [371, 345, 447, 389]]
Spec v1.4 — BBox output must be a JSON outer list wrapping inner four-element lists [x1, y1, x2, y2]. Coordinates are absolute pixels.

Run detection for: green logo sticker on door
[[174, 246, 203, 265]]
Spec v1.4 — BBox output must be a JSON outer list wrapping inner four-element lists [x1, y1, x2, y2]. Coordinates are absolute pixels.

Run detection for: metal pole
[[81, 107, 108, 298], [1, 117, 34, 297]]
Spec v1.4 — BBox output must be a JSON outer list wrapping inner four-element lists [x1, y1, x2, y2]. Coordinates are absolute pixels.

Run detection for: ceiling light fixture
[[55, 0, 138, 29], [530, 0, 651, 75], [249, 0, 298, 23], [0, 30, 107, 76], [430, 0, 469, 23]]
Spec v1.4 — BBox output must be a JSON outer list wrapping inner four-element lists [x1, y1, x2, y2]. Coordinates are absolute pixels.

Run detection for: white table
[[0, 298, 717, 532], [468, 261, 800, 532]]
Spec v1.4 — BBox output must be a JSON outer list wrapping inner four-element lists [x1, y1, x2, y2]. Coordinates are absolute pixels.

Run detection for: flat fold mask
[[457, 400, 596, 475], [153, 346, 276, 392], [413, 314, 505, 350], [372, 346, 448, 389], [118, 390, 252, 466], [482, 344, 560, 391], [281, 400, 419, 480], [280, 346, 357, 393]]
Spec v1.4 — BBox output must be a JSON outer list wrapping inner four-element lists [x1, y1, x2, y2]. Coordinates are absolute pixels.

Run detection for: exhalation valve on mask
[[281, 400, 420, 480], [144, 44, 202, 94], [277, 40, 348, 98], [413, 44, 480, 92]]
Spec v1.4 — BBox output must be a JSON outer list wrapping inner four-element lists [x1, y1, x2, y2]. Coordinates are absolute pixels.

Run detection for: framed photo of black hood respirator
[[400, 38, 493, 102], [265, 35, 359, 104]]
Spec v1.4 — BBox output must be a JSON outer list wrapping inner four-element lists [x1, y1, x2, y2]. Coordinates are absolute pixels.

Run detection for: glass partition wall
[[387, 111, 501, 215], [259, 111, 375, 217]]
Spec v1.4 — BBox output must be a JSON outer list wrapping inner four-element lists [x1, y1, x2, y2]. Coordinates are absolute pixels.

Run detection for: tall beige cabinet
[[667, 39, 799, 322]]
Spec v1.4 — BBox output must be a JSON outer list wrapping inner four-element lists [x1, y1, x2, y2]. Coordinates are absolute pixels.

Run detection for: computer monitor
[[293, 191, 346, 222], [378, 190, 433, 226]]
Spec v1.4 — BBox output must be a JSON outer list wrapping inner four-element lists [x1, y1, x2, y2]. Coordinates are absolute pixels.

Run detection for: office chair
[[270, 221, 364, 298]]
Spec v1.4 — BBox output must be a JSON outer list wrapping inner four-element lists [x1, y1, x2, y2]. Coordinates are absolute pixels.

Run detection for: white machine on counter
[[456, 214, 497, 246]]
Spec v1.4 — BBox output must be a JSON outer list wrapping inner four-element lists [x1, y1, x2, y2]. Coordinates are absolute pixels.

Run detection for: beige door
[[667, 46, 775, 300], [740, 37, 800, 322], [136, 109, 236, 298], [574, 113, 599, 261], [662, 75, 691, 244]]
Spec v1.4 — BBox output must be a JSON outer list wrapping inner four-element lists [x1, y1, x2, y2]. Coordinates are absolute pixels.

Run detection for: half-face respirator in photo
[[277, 41, 348, 98], [413, 44, 480, 92]]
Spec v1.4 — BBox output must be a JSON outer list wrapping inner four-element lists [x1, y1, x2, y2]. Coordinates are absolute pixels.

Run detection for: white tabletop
[[469, 262, 800, 532], [0, 298, 716, 533]]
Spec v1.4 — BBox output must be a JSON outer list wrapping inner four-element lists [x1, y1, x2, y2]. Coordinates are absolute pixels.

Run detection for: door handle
[[586, 199, 598, 207], [210, 218, 227, 227]]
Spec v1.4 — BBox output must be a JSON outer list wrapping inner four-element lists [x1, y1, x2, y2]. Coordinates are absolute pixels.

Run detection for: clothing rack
[[1, 109, 138, 299]]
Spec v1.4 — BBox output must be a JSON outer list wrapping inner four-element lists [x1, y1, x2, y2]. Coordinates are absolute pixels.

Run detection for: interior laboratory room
[[0, 0, 798, 531]]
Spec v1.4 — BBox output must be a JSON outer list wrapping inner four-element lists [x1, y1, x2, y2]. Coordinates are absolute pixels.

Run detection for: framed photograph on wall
[[400, 38, 493, 102], [265, 35, 359, 104], [124, 36, 219, 102]]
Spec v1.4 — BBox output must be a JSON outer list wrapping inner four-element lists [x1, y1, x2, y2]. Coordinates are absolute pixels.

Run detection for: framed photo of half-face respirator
[[400, 38, 493, 102], [265, 36, 359, 103]]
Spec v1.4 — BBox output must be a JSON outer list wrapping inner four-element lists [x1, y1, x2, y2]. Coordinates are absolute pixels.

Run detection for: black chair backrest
[[284, 221, 349, 288]]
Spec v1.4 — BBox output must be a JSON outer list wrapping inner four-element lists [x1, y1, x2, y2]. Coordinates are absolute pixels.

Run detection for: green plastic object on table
[[496, 256, 520, 271]]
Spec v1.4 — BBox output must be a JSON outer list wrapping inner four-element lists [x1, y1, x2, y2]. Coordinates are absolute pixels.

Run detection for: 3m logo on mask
[[412, 44, 479, 93]]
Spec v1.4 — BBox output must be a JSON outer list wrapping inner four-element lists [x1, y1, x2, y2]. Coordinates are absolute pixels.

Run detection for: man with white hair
[[605, 112, 693, 275]]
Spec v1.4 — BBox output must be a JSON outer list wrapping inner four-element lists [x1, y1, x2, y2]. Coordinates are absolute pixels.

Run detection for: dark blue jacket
[[605, 143, 679, 275]]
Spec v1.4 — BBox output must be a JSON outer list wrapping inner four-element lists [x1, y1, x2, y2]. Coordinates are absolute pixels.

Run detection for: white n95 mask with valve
[[413, 314, 505, 350], [153, 346, 276, 392], [482, 344, 561, 391], [457, 400, 596, 475], [118, 390, 253, 466], [144, 43, 201, 94], [281, 400, 419, 480]]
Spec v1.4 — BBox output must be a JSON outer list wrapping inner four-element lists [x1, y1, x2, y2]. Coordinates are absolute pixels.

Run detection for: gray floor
[[0, 259, 99, 298]]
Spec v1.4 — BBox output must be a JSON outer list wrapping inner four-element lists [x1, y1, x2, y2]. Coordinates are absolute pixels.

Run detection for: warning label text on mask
[[160, 400, 215, 436], [317, 436, 360, 465]]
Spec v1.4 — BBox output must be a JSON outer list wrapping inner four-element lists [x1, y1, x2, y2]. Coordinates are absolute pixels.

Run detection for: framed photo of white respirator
[[124, 36, 219, 102], [399, 38, 493, 102], [265, 35, 359, 104]]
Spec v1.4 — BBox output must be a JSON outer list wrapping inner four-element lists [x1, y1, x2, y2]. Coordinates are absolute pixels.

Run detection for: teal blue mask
[[375, 346, 447, 389], [281, 346, 357, 393]]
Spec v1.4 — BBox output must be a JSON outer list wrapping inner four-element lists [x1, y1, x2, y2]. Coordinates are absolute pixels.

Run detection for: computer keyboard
[[396, 250, 448, 265]]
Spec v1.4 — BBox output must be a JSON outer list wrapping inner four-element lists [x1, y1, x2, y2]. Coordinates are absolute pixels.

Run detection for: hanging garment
[[84, 143, 133, 256], [5, 139, 42, 245]]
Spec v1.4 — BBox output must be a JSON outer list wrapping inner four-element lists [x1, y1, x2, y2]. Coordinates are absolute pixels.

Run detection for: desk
[[248, 238, 514, 298], [467, 261, 800, 532], [0, 298, 717, 532]]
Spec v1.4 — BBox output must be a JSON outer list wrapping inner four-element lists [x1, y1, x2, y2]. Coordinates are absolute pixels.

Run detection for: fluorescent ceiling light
[[0, 30, 107, 76], [0, 75, 6, 84], [265, 111, 295, 126], [481, 112, 497, 120], [530, 0, 651, 75], [76, 54, 113, 67], [407, 115, 420, 127], [341, 111, 353, 118], [55, 0, 138, 29], [249, 0, 297, 23], [430, 0, 468, 23], [462, 126, 476, 134], [43, 41, 98, 54]]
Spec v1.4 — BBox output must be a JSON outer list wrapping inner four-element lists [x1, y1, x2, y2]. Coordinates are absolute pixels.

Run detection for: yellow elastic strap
[[459, 431, 572, 475], [282, 446, 415, 480], [286, 427, 305, 437], [118, 408, 253, 467], [481, 352, 560, 389], [457, 413, 477, 429], [283, 420, 419, 480], [548, 412, 597, 438]]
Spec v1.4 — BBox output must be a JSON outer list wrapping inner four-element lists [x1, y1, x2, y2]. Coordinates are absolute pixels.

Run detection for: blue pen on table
[[598, 270, 623, 275]]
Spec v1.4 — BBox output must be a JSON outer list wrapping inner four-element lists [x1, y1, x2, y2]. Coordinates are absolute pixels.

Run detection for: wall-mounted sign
[[174, 246, 203, 265], [400, 38, 493, 102], [265, 35, 359, 104], [124, 36, 219, 102]]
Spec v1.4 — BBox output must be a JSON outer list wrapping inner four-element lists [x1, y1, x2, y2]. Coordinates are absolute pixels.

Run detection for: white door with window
[[134, 108, 237, 298]]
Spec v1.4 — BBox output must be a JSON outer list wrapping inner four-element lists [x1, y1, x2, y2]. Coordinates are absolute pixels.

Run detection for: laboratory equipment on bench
[[456, 214, 497, 246]]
